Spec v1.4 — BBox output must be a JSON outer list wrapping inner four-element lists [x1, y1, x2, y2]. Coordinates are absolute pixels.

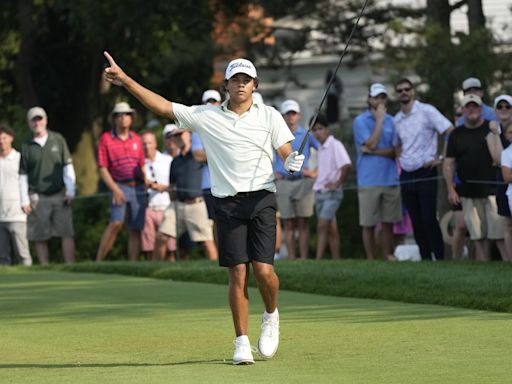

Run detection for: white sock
[[236, 335, 250, 344], [264, 308, 279, 320]]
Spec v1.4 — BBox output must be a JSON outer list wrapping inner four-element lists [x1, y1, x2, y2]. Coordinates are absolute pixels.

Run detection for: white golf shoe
[[232, 336, 255, 365], [257, 311, 280, 359]]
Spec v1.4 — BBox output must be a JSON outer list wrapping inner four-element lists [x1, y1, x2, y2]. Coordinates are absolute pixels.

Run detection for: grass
[[1, 269, 512, 384], [26, 259, 512, 313]]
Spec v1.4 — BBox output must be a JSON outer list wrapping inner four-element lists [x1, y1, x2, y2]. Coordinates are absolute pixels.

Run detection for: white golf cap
[[280, 99, 300, 115], [163, 123, 179, 137], [27, 106, 47, 121], [494, 94, 512, 108], [224, 58, 257, 80], [461, 94, 482, 107], [369, 83, 388, 97], [201, 89, 221, 104], [111, 102, 135, 114], [462, 77, 482, 91]]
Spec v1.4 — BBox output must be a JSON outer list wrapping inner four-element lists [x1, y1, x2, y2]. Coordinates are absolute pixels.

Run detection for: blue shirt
[[274, 126, 319, 176], [353, 110, 399, 187], [456, 103, 497, 125], [191, 132, 211, 189]]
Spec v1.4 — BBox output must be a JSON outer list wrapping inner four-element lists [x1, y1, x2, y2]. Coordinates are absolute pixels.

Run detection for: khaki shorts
[[27, 192, 74, 241], [275, 178, 315, 219], [461, 196, 505, 240], [159, 199, 214, 242], [358, 186, 402, 227]]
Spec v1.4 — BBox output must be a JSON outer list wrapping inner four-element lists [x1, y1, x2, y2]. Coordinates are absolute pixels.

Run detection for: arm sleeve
[[353, 116, 370, 146], [19, 174, 30, 206], [97, 134, 108, 168], [63, 163, 76, 198]]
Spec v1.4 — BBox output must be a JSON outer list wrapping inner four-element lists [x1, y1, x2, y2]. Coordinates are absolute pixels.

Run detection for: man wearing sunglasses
[[486, 94, 512, 261], [96, 102, 147, 262], [393, 78, 453, 261]]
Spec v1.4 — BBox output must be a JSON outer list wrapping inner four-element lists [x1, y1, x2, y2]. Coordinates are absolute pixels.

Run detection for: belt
[[282, 175, 304, 181], [179, 197, 204, 205], [117, 180, 144, 187], [234, 190, 270, 198]]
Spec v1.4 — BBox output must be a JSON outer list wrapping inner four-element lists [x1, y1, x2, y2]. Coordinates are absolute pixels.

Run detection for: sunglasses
[[496, 105, 512, 111], [114, 112, 132, 117], [395, 87, 412, 93]]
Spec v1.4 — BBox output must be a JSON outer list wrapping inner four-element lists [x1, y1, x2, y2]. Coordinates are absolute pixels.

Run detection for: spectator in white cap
[[104, 51, 305, 364], [353, 83, 402, 261], [444, 94, 508, 261], [20, 106, 76, 265], [486, 94, 512, 261], [274, 99, 318, 260], [394, 78, 453, 261], [457, 77, 497, 125]]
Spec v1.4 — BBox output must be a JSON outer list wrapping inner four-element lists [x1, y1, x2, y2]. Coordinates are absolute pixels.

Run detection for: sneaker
[[233, 337, 255, 365], [257, 312, 280, 359]]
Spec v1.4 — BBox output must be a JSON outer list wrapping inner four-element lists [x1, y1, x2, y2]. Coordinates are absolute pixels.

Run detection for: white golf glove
[[284, 151, 305, 173]]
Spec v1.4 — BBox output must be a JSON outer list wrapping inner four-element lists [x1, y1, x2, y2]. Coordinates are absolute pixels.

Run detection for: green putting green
[[1, 270, 511, 383]]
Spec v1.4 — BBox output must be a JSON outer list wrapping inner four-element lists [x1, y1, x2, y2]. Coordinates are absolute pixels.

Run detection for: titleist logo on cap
[[225, 59, 257, 80]]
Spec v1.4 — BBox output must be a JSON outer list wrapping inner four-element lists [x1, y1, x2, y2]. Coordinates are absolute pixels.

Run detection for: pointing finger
[[103, 51, 117, 67]]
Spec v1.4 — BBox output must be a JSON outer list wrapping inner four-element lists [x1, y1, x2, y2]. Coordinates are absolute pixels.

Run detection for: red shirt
[[97, 130, 145, 182]]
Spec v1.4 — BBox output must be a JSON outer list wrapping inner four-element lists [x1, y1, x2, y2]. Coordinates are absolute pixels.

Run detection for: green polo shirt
[[20, 130, 73, 195]]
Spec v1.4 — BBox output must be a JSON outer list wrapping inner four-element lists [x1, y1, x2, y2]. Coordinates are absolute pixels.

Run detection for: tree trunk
[[14, 0, 38, 107], [466, 0, 486, 33]]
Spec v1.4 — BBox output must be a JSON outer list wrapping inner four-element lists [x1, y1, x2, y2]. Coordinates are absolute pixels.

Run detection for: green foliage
[[0, 0, 215, 150]]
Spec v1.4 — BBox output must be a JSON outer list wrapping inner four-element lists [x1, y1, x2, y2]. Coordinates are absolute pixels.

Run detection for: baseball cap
[[111, 102, 135, 114], [27, 106, 47, 121], [494, 94, 512, 108], [369, 83, 388, 97], [461, 94, 482, 107], [280, 99, 301, 115], [462, 77, 482, 91], [201, 89, 221, 104], [163, 123, 179, 137], [224, 58, 257, 80]]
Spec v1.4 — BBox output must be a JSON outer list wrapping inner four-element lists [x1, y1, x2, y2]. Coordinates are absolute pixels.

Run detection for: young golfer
[[103, 52, 305, 364]]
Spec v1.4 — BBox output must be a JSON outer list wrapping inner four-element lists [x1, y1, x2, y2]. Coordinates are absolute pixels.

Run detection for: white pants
[[0, 221, 33, 266]]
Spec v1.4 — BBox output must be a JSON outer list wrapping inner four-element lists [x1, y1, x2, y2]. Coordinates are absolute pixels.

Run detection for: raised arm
[[104, 51, 175, 120]]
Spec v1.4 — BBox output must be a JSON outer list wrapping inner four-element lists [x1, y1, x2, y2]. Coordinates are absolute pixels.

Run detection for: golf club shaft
[[297, 0, 370, 155]]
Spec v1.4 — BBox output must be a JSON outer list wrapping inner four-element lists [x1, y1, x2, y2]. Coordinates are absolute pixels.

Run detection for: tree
[[0, 0, 216, 193]]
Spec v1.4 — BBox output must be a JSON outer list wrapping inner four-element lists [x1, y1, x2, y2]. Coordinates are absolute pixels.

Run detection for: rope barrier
[[1, 174, 507, 203]]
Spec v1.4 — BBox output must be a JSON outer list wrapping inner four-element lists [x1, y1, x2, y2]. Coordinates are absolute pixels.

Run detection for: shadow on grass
[[0, 359, 232, 369]]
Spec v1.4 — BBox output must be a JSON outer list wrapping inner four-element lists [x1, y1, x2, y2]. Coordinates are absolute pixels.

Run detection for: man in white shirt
[[103, 51, 304, 365], [393, 78, 453, 261], [0, 125, 32, 266], [140, 130, 175, 261]]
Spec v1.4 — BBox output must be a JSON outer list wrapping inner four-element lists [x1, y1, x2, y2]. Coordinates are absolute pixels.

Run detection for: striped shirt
[[97, 130, 145, 182]]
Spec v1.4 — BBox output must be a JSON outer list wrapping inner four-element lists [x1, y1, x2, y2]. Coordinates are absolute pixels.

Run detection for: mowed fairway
[[1, 270, 511, 384]]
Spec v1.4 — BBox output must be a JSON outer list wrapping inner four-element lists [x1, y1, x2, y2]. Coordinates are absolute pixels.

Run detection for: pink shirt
[[313, 135, 352, 192]]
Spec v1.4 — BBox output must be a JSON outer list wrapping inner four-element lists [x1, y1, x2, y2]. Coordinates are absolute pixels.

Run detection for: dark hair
[[0, 124, 14, 138], [139, 129, 156, 138], [309, 114, 330, 129], [394, 78, 414, 89]]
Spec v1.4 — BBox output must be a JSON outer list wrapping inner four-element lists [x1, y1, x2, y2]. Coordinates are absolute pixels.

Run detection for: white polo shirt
[[394, 100, 452, 172], [0, 149, 26, 222], [172, 101, 294, 197], [144, 151, 172, 208]]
